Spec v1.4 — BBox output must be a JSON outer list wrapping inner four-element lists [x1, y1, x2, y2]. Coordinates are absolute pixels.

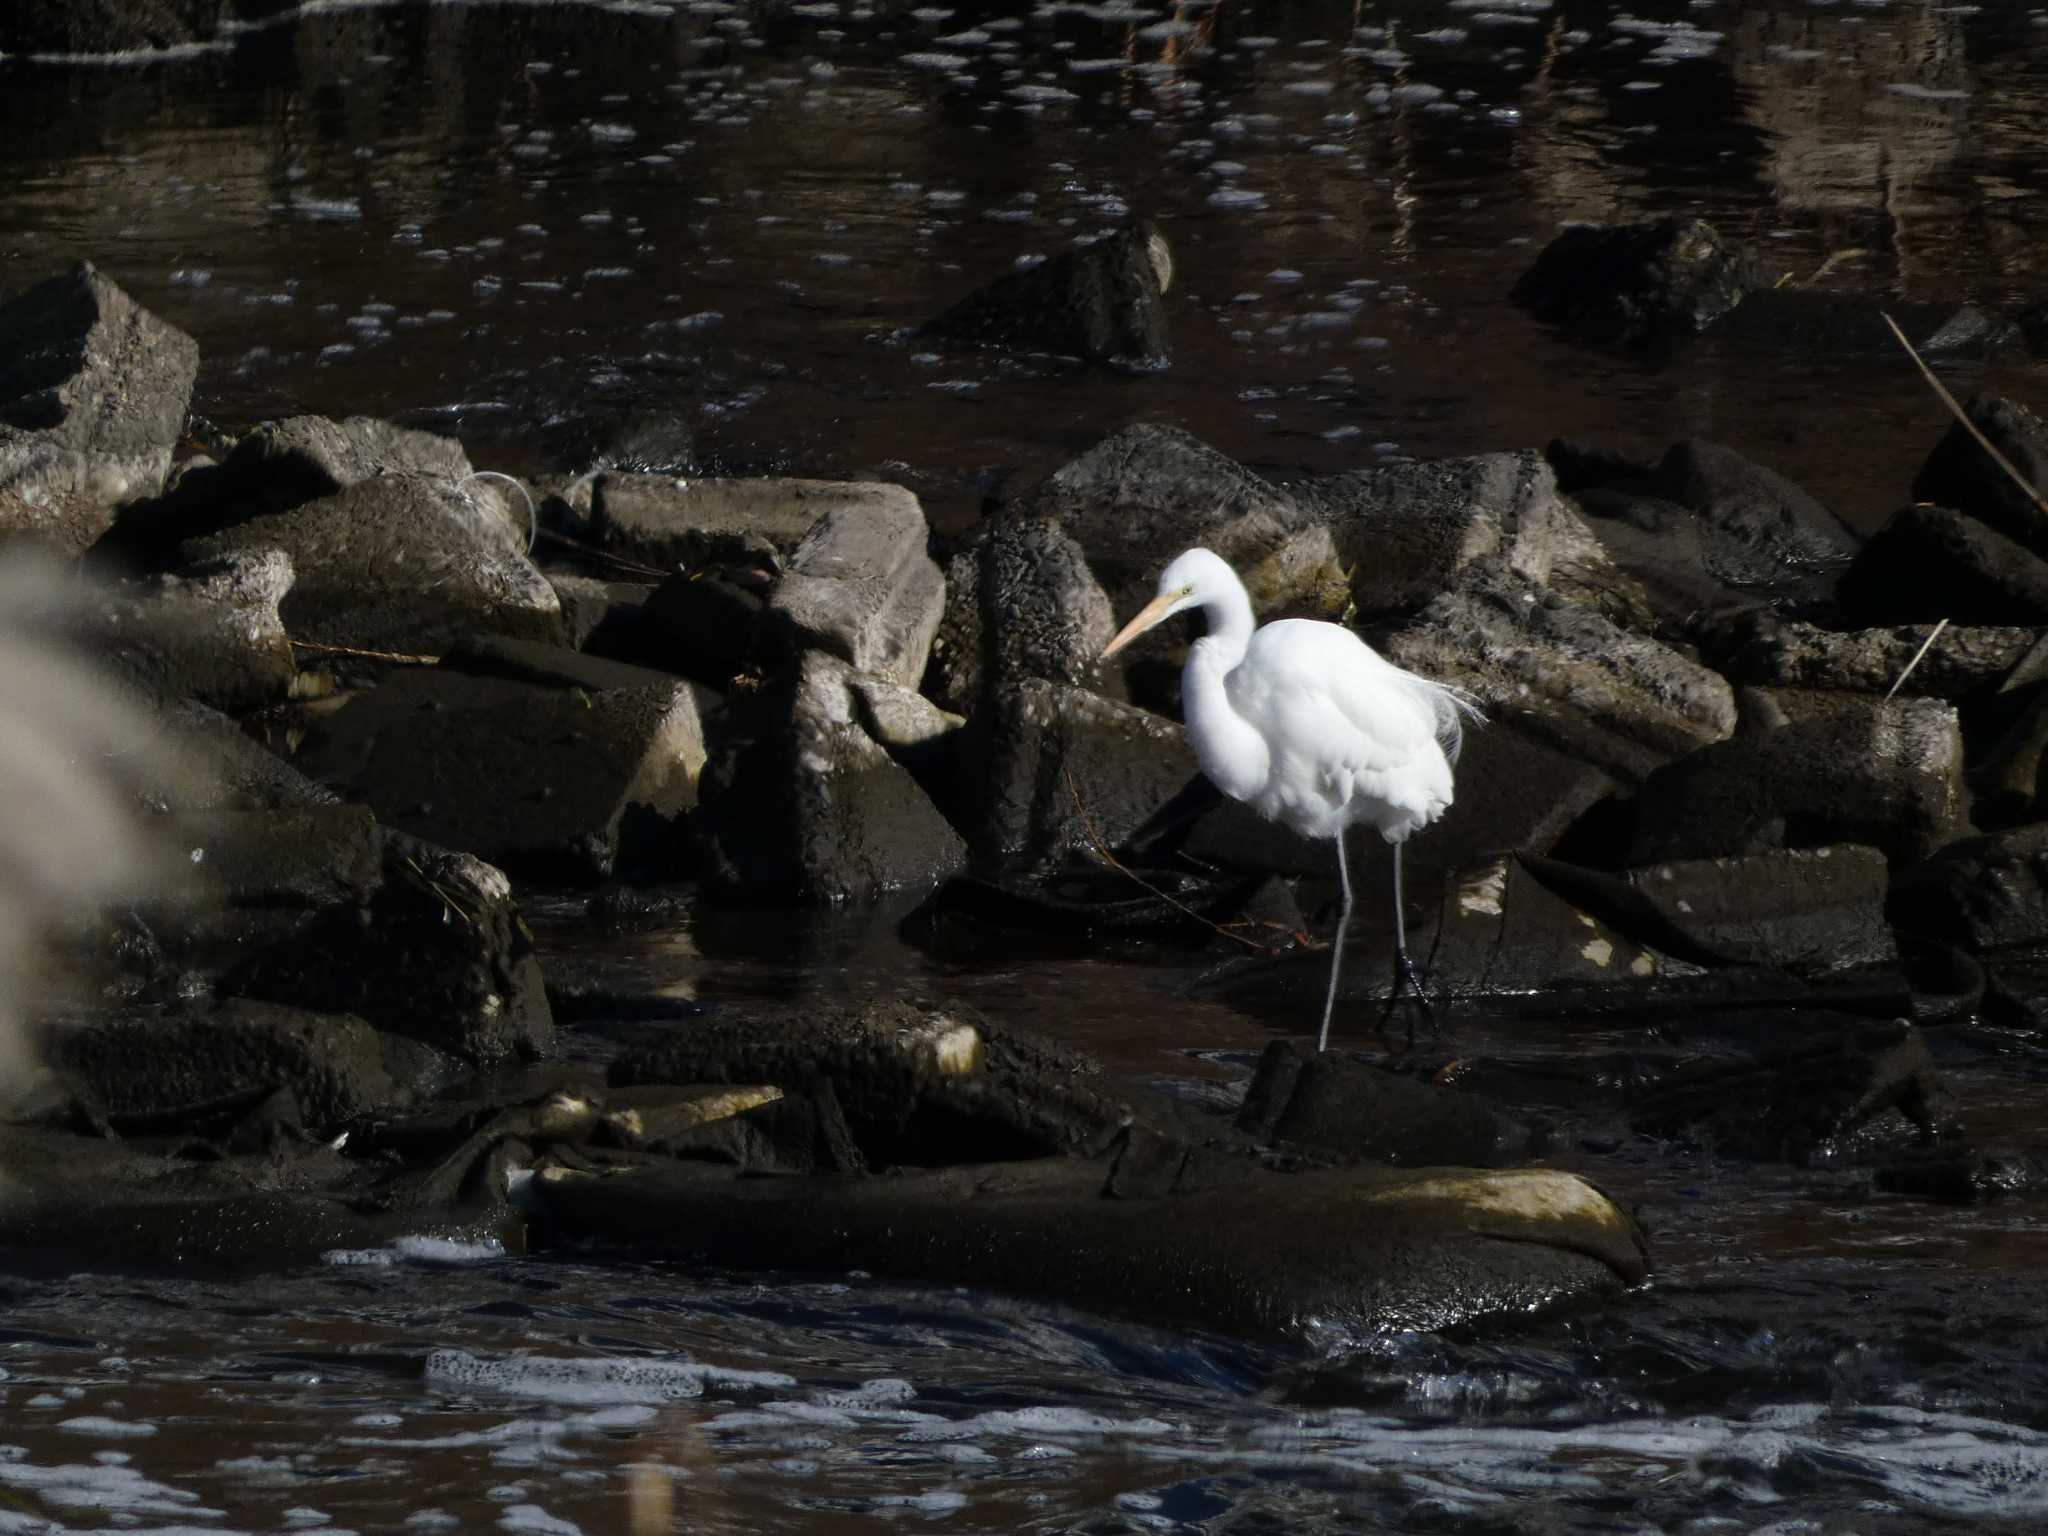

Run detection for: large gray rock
[[1628, 696, 1966, 865], [1510, 217, 1767, 347], [590, 474, 855, 572], [1912, 394, 2048, 554], [1381, 568, 1737, 781], [180, 473, 563, 654], [136, 805, 552, 1068], [925, 517, 1116, 714], [81, 549, 297, 713], [1289, 450, 1628, 619], [1892, 823, 2048, 953], [1699, 613, 2038, 700], [1011, 424, 1310, 609], [766, 483, 944, 687], [967, 678, 1195, 870], [1837, 504, 2048, 627], [923, 221, 1174, 370], [1, 1, 227, 54], [1651, 438, 1861, 576], [697, 652, 966, 899], [0, 263, 198, 547], [130, 700, 338, 814]]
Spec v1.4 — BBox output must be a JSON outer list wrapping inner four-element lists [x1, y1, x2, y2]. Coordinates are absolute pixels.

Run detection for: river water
[[5, 1, 2048, 1532]]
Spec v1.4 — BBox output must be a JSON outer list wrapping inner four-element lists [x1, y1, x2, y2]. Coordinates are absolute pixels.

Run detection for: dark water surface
[[7, 1, 2048, 1531]]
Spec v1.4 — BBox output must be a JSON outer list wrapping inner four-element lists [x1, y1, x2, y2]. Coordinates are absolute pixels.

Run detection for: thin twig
[[1881, 311, 2048, 518], [534, 528, 672, 580], [291, 639, 441, 665], [1884, 618, 1950, 702], [1062, 765, 1284, 955]]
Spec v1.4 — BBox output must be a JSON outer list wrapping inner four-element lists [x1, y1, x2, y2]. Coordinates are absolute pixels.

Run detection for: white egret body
[[1102, 547, 1476, 1049]]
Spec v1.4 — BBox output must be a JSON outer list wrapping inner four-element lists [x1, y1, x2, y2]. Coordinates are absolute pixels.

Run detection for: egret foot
[[1376, 945, 1438, 1049]]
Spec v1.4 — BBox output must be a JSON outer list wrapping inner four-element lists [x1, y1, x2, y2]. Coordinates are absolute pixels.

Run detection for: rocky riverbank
[[1, 224, 2043, 1343]]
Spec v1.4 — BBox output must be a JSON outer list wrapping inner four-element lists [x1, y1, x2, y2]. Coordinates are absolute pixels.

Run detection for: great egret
[[1101, 547, 1478, 1050]]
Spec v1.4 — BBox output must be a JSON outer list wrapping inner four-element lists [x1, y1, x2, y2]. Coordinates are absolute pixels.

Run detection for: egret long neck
[[1181, 593, 1268, 803]]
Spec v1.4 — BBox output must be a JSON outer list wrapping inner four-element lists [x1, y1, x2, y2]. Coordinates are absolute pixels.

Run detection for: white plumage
[[1102, 547, 1478, 1049]]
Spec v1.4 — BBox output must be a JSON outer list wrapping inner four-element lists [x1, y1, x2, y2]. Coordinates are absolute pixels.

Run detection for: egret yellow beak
[[1101, 588, 1189, 660]]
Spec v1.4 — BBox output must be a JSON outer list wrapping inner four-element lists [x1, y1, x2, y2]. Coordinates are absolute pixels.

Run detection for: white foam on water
[[898, 1406, 1181, 1444], [0, 1448, 222, 1521], [426, 1348, 795, 1406], [1207, 187, 1266, 210], [345, 1406, 657, 1467], [54, 1418, 155, 1439], [498, 1505, 581, 1535], [1886, 82, 1969, 99]]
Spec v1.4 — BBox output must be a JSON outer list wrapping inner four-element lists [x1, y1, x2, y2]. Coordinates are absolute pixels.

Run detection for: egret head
[[1100, 547, 1237, 659]]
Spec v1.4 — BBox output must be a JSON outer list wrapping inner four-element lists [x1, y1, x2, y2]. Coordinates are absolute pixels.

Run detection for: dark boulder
[[1650, 438, 1860, 576], [1707, 288, 2018, 361], [1837, 504, 2048, 626], [765, 481, 945, 687], [1237, 1043, 1545, 1167], [1911, 394, 2048, 553], [1891, 823, 2048, 954], [543, 407, 695, 477], [1510, 217, 1767, 348], [924, 220, 1174, 370], [0, 263, 198, 550], [1630, 1020, 1960, 1166], [924, 516, 1116, 715], [1697, 613, 2037, 701], [1627, 697, 1965, 866], [133, 700, 340, 814], [0, 0, 228, 53], [550, 575, 657, 656], [589, 473, 850, 572], [79, 549, 297, 713], [696, 653, 966, 899], [638, 570, 765, 691], [179, 474, 564, 653]]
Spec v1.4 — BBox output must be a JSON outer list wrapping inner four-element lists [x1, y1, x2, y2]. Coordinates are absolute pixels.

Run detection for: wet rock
[[548, 574, 655, 654], [180, 474, 564, 653], [595, 1084, 784, 1150], [136, 805, 551, 1067], [1837, 503, 2048, 627], [544, 408, 696, 477], [967, 678, 1194, 869], [1697, 613, 2037, 700], [1288, 450, 1630, 619], [1630, 1020, 1959, 1166], [1974, 687, 2048, 828], [1010, 424, 1307, 609], [1877, 1148, 2048, 1204], [697, 652, 966, 899], [1626, 696, 1965, 865], [638, 570, 767, 691], [589, 473, 848, 571], [1510, 217, 1767, 347], [132, 700, 339, 813], [0, 263, 198, 548], [1531, 845, 1897, 978], [1, 1, 228, 54], [766, 482, 945, 687], [77, 549, 297, 713], [41, 999, 406, 1136], [1381, 568, 1737, 781], [296, 661, 704, 882], [1651, 439, 1860, 575], [923, 220, 1173, 369], [925, 517, 1116, 714], [1237, 1043, 1544, 1167], [219, 412, 489, 517], [1891, 823, 2048, 953], [529, 1153, 1647, 1342], [1707, 288, 2018, 361], [1912, 394, 2048, 553]]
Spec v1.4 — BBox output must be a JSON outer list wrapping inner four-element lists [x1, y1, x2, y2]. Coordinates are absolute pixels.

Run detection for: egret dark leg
[[1315, 832, 1354, 1054], [1379, 841, 1437, 1039]]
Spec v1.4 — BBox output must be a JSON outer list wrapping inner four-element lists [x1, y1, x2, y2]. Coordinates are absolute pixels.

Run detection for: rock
[[1, 0, 227, 54], [544, 408, 696, 476], [1530, 845, 1897, 978], [41, 999, 406, 1135], [1891, 823, 2048, 953], [77, 549, 297, 713], [134, 806, 551, 1067], [1650, 439, 1861, 576], [529, 1153, 1647, 1342], [1287, 450, 1629, 619], [1974, 687, 2048, 828], [131, 700, 339, 814], [596, 1085, 784, 1150], [1381, 569, 1737, 781], [966, 678, 1194, 869], [1707, 289, 2019, 361], [638, 571, 766, 691], [696, 652, 966, 899], [765, 483, 944, 688], [0, 263, 198, 545], [1837, 503, 2048, 626], [1010, 424, 1307, 609], [1510, 217, 1767, 347], [1630, 1021, 1959, 1166], [924, 517, 1116, 714], [1627, 696, 1965, 865], [1912, 394, 2048, 553], [1697, 613, 2038, 700], [1237, 1043, 1544, 1167], [589, 473, 851, 571], [901, 864, 1282, 954], [923, 220, 1173, 369], [0, 483, 114, 557], [548, 574, 655, 654], [365, 680, 702, 879], [180, 474, 564, 653], [219, 412, 486, 516]]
